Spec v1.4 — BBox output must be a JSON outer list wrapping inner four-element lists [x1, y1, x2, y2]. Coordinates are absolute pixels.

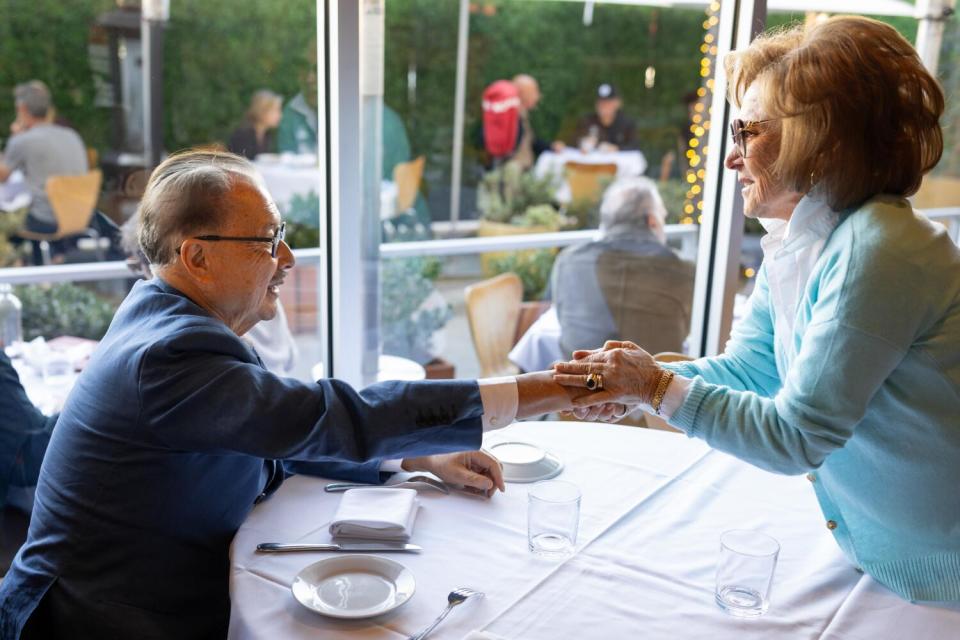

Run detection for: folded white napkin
[[329, 488, 420, 540], [462, 631, 511, 640]]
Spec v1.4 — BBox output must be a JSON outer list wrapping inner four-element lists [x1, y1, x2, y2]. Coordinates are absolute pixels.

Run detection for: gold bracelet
[[651, 369, 675, 415]]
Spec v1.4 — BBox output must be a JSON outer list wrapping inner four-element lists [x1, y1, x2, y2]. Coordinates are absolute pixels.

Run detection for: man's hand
[[401, 450, 505, 496]]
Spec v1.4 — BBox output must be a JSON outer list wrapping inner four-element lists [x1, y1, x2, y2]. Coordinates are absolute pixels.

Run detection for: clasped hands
[[552, 340, 664, 422]]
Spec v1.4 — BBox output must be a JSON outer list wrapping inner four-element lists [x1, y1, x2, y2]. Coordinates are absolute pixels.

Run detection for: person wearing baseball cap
[[568, 83, 638, 152]]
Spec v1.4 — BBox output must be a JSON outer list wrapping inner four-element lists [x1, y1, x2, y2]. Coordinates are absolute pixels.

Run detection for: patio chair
[[393, 155, 425, 214], [464, 272, 522, 378], [17, 169, 103, 265], [564, 161, 617, 204]]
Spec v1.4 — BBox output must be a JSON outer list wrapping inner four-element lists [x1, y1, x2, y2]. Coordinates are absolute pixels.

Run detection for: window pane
[[1, 1, 322, 384], [354, 0, 728, 380]]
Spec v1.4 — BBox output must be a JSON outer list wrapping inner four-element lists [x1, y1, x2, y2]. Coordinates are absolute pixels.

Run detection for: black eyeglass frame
[[189, 221, 286, 258], [729, 118, 776, 158]]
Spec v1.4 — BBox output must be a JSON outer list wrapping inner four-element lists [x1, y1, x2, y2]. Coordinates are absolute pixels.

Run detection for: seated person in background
[[0, 351, 56, 518], [227, 90, 282, 160], [561, 83, 638, 152], [277, 52, 319, 154], [0, 81, 87, 236], [552, 176, 693, 356], [0, 149, 585, 639]]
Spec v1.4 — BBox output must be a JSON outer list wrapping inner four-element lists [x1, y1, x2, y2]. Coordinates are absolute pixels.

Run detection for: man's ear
[[177, 239, 213, 283]]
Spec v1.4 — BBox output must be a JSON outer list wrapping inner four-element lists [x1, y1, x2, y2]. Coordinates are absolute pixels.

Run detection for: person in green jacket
[[554, 16, 959, 603]]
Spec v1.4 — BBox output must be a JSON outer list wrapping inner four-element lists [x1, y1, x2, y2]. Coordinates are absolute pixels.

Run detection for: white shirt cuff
[[657, 374, 692, 419], [478, 376, 519, 431], [380, 459, 404, 473]]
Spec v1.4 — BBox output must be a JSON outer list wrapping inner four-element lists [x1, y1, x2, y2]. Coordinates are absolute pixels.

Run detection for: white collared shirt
[[660, 192, 839, 418]]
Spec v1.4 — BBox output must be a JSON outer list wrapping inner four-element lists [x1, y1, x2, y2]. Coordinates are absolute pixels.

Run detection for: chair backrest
[[464, 272, 523, 377], [45, 169, 103, 237], [393, 156, 426, 213], [593, 251, 695, 356], [564, 161, 617, 204]]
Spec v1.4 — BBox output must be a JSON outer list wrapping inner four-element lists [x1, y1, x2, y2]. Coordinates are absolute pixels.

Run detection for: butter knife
[[256, 542, 422, 553]]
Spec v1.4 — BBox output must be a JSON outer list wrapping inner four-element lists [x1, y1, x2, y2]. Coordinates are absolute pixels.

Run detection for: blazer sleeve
[[136, 329, 484, 465]]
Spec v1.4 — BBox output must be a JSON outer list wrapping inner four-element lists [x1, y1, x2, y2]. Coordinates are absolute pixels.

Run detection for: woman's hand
[[402, 450, 505, 496], [553, 340, 662, 409]]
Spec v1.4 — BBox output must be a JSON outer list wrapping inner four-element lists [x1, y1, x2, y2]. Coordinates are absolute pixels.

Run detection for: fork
[[407, 587, 484, 640], [324, 475, 450, 494]]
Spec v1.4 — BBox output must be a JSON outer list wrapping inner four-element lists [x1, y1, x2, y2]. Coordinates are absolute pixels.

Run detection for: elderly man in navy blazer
[[0, 150, 581, 639]]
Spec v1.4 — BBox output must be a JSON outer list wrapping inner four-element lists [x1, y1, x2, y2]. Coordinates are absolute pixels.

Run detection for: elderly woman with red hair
[[555, 16, 959, 603]]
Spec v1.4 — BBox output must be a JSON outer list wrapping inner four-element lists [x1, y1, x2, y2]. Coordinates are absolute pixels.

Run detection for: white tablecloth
[[508, 306, 565, 372], [229, 422, 960, 639], [533, 149, 647, 203], [253, 156, 396, 219]]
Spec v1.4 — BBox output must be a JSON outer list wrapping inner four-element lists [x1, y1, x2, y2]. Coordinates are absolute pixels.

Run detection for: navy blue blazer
[[0, 278, 484, 639]]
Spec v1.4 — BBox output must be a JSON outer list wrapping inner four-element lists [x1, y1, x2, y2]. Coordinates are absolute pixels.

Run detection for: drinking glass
[[42, 352, 74, 389], [715, 529, 780, 617], [527, 480, 580, 557]]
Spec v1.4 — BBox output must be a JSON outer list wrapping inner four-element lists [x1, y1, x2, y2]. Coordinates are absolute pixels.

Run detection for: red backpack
[[481, 80, 521, 159]]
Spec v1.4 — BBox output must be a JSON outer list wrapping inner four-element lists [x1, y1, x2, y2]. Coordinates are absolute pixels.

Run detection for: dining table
[[533, 149, 647, 203], [228, 420, 960, 639]]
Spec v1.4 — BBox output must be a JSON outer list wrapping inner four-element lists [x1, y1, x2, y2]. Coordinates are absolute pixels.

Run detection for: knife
[[256, 542, 422, 553]]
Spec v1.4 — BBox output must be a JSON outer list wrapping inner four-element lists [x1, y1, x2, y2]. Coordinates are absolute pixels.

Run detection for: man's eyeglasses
[[191, 221, 286, 258], [729, 118, 776, 158]]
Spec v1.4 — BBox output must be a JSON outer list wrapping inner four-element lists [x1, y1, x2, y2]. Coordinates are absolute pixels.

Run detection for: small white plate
[[291, 555, 415, 619], [488, 441, 564, 483]]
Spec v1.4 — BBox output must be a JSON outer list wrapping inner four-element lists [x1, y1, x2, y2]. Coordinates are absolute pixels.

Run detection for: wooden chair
[[564, 161, 617, 204], [393, 156, 426, 214], [464, 273, 523, 377], [17, 169, 103, 264]]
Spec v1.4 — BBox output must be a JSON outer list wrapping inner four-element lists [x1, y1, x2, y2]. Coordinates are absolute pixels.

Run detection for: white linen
[[229, 422, 960, 639], [508, 306, 566, 373], [533, 149, 647, 203], [254, 157, 397, 219], [328, 488, 420, 540]]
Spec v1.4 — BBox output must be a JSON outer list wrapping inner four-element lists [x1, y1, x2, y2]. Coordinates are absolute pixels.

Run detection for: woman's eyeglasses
[[729, 118, 776, 158]]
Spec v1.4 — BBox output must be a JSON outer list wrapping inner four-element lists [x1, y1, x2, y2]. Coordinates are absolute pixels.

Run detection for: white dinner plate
[[291, 555, 415, 619], [488, 441, 564, 483]]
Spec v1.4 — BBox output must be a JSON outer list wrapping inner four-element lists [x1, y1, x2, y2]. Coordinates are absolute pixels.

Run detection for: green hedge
[[1, 0, 949, 201]]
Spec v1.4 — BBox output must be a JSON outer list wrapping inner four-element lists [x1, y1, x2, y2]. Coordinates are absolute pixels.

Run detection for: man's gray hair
[[14, 80, 51, 119], [599, 176, 667, 238], [136, 149, 257, 266]]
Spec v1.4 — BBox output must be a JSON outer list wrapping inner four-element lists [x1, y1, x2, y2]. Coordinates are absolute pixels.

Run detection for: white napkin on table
[[462, 631, 511, 640], [329, 488, 420, 541]]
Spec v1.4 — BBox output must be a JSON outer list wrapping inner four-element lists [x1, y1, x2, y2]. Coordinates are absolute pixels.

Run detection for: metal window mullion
[[329, 0, 366, 386]]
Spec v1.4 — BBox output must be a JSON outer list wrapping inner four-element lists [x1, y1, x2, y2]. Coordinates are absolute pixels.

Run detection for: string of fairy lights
[[681, 1, 721, 226]]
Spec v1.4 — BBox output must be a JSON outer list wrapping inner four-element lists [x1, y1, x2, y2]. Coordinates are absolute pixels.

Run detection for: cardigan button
[[806, 473, 816, 483], [826, 520, 838, 531]]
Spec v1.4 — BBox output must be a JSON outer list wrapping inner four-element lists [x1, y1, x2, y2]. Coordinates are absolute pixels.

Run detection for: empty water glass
[[715, 529, 780, 617], [527, 480, 580, 557], [42, 352, 74, 390]]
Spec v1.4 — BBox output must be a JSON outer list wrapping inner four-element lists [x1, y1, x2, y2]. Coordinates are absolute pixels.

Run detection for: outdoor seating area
[[1, 1, 960, 639]]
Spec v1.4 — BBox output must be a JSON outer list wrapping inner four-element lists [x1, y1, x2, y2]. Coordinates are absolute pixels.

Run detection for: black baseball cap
[[596, 83, 619, 99]]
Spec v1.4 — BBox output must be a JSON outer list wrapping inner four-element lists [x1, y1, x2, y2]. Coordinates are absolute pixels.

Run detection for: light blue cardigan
[[667, 196, 960, 602]]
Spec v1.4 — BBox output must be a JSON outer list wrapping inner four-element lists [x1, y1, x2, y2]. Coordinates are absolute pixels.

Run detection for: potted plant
[[380, 257, 455, 377]]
